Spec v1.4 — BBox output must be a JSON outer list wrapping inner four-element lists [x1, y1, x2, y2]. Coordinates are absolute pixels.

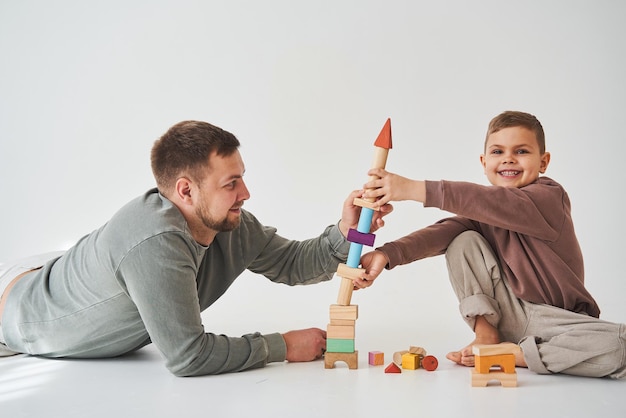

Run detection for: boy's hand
[[352, 250, 389, 289], [362, 168, 426, 207]]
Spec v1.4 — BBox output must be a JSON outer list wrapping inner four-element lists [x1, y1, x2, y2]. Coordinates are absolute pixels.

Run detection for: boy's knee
[[612, 324, 626, 379], [597, 322, 626, 379], [446, 231, 484, 256]]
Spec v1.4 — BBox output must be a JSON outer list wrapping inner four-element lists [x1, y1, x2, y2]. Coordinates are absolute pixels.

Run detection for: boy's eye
[[516, 149, 529, 154], [491, 149, 502, 154]]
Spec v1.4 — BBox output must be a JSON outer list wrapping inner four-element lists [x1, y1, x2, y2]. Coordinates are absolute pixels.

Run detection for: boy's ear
[[540, 152, 551, 173], [479, 154, 487, 173]]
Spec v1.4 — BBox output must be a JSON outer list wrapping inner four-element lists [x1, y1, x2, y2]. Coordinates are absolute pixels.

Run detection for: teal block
[[327, 338, 355, 353]]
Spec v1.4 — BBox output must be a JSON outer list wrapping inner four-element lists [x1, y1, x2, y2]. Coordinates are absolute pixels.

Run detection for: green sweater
[[3, 189, 349, 376]]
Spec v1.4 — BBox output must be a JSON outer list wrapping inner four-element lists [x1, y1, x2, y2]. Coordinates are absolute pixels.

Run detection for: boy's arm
[[364, 169, 565, 241], [377, 216, 475, 268], [362, 168, 426, 207], [424, 179, 565, 240]]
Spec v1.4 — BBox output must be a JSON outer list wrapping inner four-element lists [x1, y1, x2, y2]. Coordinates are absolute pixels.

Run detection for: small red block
[[384, 362, 402, 373], [421, 355, 438, 371]]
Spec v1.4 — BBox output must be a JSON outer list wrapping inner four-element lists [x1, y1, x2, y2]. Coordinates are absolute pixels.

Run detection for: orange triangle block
[[374, 118, 392, 149], [384, 362, 401, 373]]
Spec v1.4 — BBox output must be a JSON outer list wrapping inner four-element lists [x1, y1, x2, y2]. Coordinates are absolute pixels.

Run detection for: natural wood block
[[326, 324, 355, 339], [325, 351, 358, 370], [370, 142, 390, 169], [368, 351, 384, 366], [352, 197, 380, 210], [326, 338, 355, 353], [475, 353, 516, 374], [409, 346, 426, 356], [393, 350, 408, 366], [336, 263, 366, 280], [329, 304, 358, 320], [471, 370, 518, 387], [472, 343, 521, 356], [330, 318, 355, 326], [337, 277, 354, 305]]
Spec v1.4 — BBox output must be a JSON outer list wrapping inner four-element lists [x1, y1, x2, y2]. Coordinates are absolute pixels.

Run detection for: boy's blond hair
[[485, 111, 545, 154]]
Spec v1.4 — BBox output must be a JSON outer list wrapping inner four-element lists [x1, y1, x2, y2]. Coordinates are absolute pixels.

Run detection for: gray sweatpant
[[0, 251, 66, 348], [445, 231, 626, 379]]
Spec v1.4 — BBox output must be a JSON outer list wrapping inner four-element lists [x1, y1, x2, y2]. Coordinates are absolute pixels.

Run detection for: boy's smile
[[480, 126, 550, 189]]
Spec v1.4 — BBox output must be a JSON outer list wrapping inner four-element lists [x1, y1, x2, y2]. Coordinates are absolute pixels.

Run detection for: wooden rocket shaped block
[[353, 118, 393, 209], [326, 118, 393, 372]]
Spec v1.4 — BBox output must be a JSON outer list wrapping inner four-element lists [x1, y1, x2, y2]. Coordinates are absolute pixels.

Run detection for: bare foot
[[446, 315, 500, 367], [446, 335, 500, 367]]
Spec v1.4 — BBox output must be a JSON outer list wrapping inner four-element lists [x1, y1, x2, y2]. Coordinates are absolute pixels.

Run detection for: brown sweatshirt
[[377, 176, 600, 318]]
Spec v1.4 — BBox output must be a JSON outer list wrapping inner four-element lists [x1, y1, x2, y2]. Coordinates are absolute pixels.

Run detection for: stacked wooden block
[[324, 262, 369, 369], [471, 343, 520, 387], [324, 119, 392, 371], [324, 303, 359, 369]]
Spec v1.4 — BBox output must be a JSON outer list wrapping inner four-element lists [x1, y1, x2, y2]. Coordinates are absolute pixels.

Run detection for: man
[[0, 120, 391, 376]]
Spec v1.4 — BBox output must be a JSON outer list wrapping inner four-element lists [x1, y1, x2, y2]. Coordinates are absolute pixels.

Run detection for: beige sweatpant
[[445, 231, 625, 379]]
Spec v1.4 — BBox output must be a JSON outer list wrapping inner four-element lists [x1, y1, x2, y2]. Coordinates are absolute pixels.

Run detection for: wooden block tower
[[325, 119, 392, 370], [471, 343, 520, 387]]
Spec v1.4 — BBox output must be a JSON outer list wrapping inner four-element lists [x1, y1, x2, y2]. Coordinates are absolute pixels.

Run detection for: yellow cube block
[[401, 352, 420, 370]]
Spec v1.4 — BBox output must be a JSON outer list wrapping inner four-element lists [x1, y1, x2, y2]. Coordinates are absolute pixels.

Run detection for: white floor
[[2, 266, 624, 417], [1, 342, 624, 418]]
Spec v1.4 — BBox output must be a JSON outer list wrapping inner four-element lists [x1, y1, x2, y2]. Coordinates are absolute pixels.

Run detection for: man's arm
[[120, 233, 285, 377]]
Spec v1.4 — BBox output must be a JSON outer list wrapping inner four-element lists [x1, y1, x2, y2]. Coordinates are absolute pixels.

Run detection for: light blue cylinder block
[[357, 208, 374, 233], [347, 242, 363, 268]]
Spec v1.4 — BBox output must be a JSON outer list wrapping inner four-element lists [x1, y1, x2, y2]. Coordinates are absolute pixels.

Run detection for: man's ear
[[540, 152, 551, 174], [175, 177, 194, 204]]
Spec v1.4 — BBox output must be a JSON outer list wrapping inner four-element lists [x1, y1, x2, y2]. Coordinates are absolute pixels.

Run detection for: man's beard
[[196, 203, 242, 232]]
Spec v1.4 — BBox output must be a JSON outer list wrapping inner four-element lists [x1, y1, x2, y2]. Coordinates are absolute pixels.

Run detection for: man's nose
[[239, 181, 251, 200]]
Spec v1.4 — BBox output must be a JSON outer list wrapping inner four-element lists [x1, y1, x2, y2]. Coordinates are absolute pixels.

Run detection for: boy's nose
[[503, 153, 516, 163]]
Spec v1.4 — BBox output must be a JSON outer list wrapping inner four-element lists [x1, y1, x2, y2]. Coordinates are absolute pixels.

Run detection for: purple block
[[347, 228, 376, 246]]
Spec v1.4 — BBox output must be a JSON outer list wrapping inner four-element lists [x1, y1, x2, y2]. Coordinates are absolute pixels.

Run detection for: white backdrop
[[1, 1, 624, 347]]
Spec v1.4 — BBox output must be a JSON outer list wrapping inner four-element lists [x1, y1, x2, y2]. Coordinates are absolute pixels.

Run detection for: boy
[[355, 111, 625, 378]]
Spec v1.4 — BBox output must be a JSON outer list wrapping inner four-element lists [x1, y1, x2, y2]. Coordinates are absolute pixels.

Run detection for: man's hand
[[338, 189, 394, 238], [282, 328, 327, 362]]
